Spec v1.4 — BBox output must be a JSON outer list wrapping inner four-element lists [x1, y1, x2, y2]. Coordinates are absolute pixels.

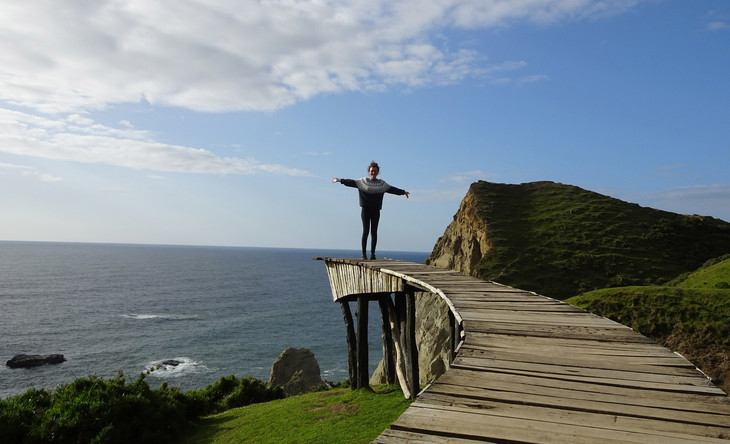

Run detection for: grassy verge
[[180, 385, 412, 444], [567, 286, 730, 393]]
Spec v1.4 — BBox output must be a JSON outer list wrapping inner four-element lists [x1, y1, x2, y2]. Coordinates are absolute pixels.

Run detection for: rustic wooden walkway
[[316, 257, 730, 443]]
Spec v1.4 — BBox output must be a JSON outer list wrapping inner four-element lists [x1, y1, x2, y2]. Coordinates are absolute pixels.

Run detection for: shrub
[[0, 373, 284, 444]]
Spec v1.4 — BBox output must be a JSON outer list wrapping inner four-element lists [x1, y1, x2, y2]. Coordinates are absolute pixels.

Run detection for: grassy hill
[[567, 255, 730, 394], [463, 181, 730, 299]]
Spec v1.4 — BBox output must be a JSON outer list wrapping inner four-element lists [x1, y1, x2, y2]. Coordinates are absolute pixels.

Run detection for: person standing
[[333, 161, 410, 260]]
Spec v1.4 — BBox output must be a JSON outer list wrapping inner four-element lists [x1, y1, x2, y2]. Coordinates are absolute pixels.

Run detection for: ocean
[[0, 241, 429, 399]]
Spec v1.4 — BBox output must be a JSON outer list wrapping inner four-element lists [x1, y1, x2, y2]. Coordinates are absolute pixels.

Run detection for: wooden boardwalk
[[317, 258, 730, 443]]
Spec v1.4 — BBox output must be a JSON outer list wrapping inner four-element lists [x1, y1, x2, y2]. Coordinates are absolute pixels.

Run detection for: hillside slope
[[426, 181, 730, 299], [567, 256, 730, 394]]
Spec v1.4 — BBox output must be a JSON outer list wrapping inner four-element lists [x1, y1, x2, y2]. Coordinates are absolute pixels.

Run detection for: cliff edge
[[426, 180, 730, 299]]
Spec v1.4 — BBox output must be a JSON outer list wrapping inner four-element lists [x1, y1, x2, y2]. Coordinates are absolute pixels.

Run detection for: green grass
[[566, 257, 730, 393], [666, 254, 730, 289], [180, 385, 412, 444]]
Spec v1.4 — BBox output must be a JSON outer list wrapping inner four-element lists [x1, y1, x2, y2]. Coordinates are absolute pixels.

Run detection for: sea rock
[[268, 347, 323, 397], [6, 354, 66, 369], [161, 359, 181, 366]]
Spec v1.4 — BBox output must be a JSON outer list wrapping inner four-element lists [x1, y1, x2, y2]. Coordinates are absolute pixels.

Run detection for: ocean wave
[[120, 313, 199, 321], [144, 357, 210, 379]]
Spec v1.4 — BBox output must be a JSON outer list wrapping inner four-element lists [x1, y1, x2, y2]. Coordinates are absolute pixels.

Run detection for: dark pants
[[361, 207, 381, 255]]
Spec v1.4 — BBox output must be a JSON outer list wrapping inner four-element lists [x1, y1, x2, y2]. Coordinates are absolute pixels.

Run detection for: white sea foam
[[121, 313, 199, 321], [144, 357, 211, 379]]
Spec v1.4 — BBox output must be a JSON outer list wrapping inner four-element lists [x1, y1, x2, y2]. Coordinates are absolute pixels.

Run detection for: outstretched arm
[[386, 185, 410, 198], [333, 178, 357, 188]]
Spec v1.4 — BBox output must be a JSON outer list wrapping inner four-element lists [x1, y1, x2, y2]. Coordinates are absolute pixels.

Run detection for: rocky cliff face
[[370, 291, 452, 388], [425, 188, 489, 277], [426, 180, 730, 300]]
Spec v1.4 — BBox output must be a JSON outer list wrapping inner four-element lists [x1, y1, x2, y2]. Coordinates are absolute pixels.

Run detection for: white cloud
[[0, 161, 62, 182], [22, 170, 63, 182], [707, 21, 729, 31], [440, 170, 493, 184], [0, 0, 650, 114], [644, 184, 730, 222], [0, 108, 311, 176]]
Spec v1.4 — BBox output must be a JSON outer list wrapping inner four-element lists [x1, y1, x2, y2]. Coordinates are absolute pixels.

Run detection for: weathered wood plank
[[391, 405, 728, 443], [462, 320, 656, 342], [414, 393, 730, 439], [420, 383, 730, 428], [374, 429, 494, 443], [433, 368, 730, 414], [452, 353, 717, 386], [456, 346, 700, 375], [462, 332, 678, 356], [450, 361, 723, 395], [313, 258, 730, 443]]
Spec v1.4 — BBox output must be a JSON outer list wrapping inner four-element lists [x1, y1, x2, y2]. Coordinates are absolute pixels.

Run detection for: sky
[[1, 0, 728, 253]]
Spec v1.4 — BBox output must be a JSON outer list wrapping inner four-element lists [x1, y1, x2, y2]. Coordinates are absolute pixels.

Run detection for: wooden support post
[[385, 295, 412, 399], [378, 295, 395, 385], [405, 289, 419, 398], [356, 295, 369, 389], [340, 301, 357, 389], [448, 309, 457, 363]]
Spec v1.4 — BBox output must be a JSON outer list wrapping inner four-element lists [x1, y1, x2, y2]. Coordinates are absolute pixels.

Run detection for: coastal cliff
[[426, 180, 730, 299], [424, 188, 490, 276]]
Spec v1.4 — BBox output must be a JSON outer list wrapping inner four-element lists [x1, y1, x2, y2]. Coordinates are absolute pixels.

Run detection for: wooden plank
[[421, 382, 730, 428], [452, 302, 583, 312], [456, 347, 700, 375], [391, 405, 729, 444], [433, 368, 730, 414], [462, 332, 681, 357], [374, 428, 495, 443], [458, 311, 626, 328], [450, 361, 723, 395], [453, 353, 716, 387], [460, 344, 696, 370], [414, 393, 730, 440], [462, 320, 656, 342]]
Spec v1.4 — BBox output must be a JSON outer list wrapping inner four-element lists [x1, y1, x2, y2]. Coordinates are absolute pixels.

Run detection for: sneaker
[[370, 253, 376, 260], [361, 253, 367, 260]]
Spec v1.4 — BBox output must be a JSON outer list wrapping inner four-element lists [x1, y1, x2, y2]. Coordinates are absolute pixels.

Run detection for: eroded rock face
[[425, 189, 490, 277], [6, 354, 66, 369], [370, 292, 453, 388], [268, 347, 323, 396]]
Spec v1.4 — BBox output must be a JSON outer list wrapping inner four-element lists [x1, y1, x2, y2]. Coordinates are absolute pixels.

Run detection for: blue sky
[[1, 0, 728, 252]]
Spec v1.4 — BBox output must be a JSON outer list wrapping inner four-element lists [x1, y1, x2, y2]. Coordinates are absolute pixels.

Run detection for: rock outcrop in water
[[6, 354, 66, 368], [268, 347, 323, 397]]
